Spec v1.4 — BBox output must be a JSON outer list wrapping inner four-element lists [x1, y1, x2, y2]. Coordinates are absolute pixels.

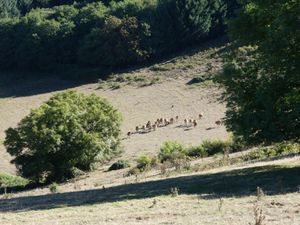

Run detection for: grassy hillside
[[0, 37, 299, 225]]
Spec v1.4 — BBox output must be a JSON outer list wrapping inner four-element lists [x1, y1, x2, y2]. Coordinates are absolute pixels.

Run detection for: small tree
[[4, 91, 122, 183]]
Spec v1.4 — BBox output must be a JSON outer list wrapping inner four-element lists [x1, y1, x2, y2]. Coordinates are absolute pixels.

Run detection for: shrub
[[127, 167, 141, 176], [0, 172, 28, 188], [273, 142, 300, 155], [159, 141, 186, 162], [4, 90, 122, 183], [108, 160, 131, 171], [136, 155, 152, 172], [185, 145, 207, 158], [201, 139, 231, 156], [229, 135, 247, 153], [49, 183, 58, 193], [244, 142, 300, 161]]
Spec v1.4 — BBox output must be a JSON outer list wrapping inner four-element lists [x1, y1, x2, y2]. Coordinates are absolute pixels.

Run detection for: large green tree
[[0, 0, 19, 18], [219, 0, 300, 144], [78, 15, 151, 67], [4, 91, 122, 183]]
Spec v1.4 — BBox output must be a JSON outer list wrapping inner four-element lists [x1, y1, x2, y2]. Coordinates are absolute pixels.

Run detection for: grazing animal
[[184, 119, 188, 127], [193, 120, 198, 127], [166, 119, 170, 125], [215, 120, 222, 126], [141, 125, 146, 130], [170, 118, 174, 124], [135, 126, 139, 132], [152, 124, 157, 131], [199, 113, 204, 119], [175, 116, 179, 121], [189, 119, 193, 124], [146, 121, 151, 129], [127, 131, 132, 137]]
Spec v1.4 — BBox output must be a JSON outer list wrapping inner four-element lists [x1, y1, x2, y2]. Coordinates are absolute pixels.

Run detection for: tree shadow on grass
[[0, 36, 229, 98], [0, 71, 95, 98], [0, 164, 299, 212]]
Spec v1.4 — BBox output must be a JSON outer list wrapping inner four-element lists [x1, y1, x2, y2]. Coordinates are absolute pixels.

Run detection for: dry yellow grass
[[0, 40, 227, 174], [1, 157, 300, 225], [1, 39, 299, 225], [1, 194, 299, 225]]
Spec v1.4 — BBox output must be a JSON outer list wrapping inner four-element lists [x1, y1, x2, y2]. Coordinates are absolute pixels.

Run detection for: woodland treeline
[[0, 0, 238, 71]]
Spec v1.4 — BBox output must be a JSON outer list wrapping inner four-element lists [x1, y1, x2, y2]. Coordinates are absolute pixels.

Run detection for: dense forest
[[0, 0, 238, 71]]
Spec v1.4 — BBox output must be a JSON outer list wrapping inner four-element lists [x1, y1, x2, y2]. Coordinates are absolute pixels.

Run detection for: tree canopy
[[218, 0, 300, 144], [0, 0, 237, 72], [4, 91, 122, 183]]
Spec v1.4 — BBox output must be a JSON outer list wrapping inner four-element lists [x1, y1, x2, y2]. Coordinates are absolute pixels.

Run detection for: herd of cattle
[[127, 113, 222, 137]]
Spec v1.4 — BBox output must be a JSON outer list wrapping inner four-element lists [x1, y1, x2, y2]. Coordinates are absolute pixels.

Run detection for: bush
[[273, 142, 300, 155], [244, 142, 300, 161], [136, 155, 152, 172], [4, 90, 122, 183], [185, 146, 207, 158], [108, 160, 130, 171], [0, 172, 28, 188], [229, 135, 247, 153], [158, 141, 186, 162], [49, 182, 58, 193], [201, 139, 231, 156]]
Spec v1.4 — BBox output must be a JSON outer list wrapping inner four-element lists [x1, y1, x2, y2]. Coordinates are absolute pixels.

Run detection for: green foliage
[[49, 182, 58, 193], [0, 0, 19, 18], [4, 90, 122, 183], [0, 171, 29, 188], [218, 0, 300, 144], [108, 160, 130, 171], [201, 139, 232, 156], [136, 155, 152, 172], [185, 146, 207, 158], [159, 141, 186, 162], [244, 142, 300, 161], [78, 15, 151, 67], [0, 0, 237, 73], [153, 0, 228, 53]]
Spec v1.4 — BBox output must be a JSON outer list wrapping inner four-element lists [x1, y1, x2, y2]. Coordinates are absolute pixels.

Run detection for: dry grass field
[[0, 39, 299, 225]]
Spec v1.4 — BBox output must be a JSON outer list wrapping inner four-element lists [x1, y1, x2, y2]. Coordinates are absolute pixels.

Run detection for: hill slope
[[0, 38, 228, 174]]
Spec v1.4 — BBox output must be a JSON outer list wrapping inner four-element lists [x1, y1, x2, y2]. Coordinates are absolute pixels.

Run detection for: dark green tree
[[0, 0, 19, 18], [78, 15, 151, 67], [4, 91, 122, 183], [154, 0, 228, 53], [218, 0, 300, 144]]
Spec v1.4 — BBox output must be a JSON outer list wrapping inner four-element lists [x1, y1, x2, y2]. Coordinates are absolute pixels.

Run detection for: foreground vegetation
[[1, 159, 300, 224]]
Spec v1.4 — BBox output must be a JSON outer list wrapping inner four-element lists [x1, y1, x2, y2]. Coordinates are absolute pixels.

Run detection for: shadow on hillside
[[0, 72, 92, 98], [0, 36, 229, 98], [0, 165, 299, 212]]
